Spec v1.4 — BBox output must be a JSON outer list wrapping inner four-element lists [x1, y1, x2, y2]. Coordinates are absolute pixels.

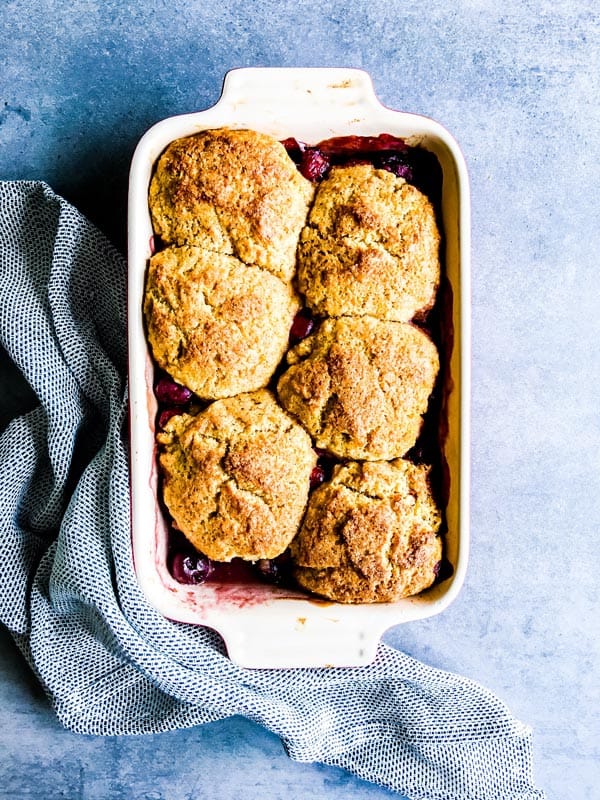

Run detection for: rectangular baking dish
[[127, 67, 470, 668]]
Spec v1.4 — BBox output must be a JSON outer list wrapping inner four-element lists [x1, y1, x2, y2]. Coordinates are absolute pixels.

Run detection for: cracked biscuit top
[[149, 127, 314, 282], [297, 164, 440, 321], [144, 245, 299, 399], [277, 316, 439, 460], [157, 390, 317, 562], [291, 459, 442, 603]]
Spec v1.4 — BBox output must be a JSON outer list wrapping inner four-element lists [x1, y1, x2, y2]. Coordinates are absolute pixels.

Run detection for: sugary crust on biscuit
[[144, 245, 300, 399], [297, 164, 440, 320], [149, 128, 314, 281], [157, 390, 317, 562], [291, 459, 442, 603], [147, 132, 447, 601], [277, 316, 439, 460]]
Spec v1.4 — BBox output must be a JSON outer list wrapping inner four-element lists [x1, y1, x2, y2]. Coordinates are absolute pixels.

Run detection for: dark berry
[[255, 553, 292, 585], [171, 552, 214, 584], [433, 558, 454, 583], [309, 464, 326, 488], [289, 310, 315, 342], [255, 559, 279, 582], [280, 137, 305, 162], [299, 147, 330, 181], [378, 153, 413, 181], [312, 449, 337, 482], [155, 376, 192, 406], [157, 408, 180, 429]]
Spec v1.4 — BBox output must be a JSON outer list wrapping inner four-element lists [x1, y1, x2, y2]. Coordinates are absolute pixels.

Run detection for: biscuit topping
[[297, 164, 440, 321], [277, 316, 439, 460], [144, 245, 299, 399], [157, 390, 317, 562], [146, 128, 447, 602], [149, 127, 314, 281], [291, 460, 442, 603]]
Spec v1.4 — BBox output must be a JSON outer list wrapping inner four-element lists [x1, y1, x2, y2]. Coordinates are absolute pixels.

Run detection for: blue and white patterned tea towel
[[0, 181, 545, 800]]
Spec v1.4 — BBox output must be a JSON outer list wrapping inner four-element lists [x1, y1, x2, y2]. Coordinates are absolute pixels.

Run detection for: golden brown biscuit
[[291, 460, 442, 603], [149, 127, 314, 281], [157, 390, 317, 562], [277, 316, 439, 460], [297, 164, 440, 320], [144, 245, 299, 399]]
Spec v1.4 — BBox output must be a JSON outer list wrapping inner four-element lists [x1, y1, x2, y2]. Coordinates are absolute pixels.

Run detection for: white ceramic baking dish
[[128, 67, 470, 668]]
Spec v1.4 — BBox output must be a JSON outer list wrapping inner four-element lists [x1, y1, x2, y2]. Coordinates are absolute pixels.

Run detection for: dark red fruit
[[433, 559, 454, 583], [210, 558, 257, 583], [299, 147, 330, 181], [378, 153, 413, 181], [310, 464, 326, 488], [171, 552, 214, 584], [312, 449, 337, 483], [317, 133, 408, 155], [155, 376, 193, 406], [157, 408, 180, 429], [255, 552, 292, 585], [255, 559, 280, 583], [289, 310, 315, 342], [280, 137, 305, 161]]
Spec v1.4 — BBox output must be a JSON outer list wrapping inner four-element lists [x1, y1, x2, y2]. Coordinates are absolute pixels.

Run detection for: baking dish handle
[[215, 66, 383, 119], [219, 613, 388, 669]]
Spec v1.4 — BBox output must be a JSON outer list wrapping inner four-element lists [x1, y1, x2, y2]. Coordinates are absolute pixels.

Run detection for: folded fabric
[[0, 181, 546, 800]]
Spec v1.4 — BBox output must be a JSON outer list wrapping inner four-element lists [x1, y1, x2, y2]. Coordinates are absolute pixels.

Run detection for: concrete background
[[1, 1, 599, 798]]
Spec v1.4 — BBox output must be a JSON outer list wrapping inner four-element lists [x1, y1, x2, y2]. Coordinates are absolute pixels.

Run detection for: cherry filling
[[167, 534, 293, 587], [171, 552, 214, 584], [299, 147, 331, 181], [154, 376, 193, 406], [316, 133, 410, 155], [154, 376, 194, 429], [282, 132, 442, 205], [309, 464, 326, 489], [433, 557, 454, 584], [155, 133, 447, 588], [289, 309, 315, 343], [255, 551, 294, 585]]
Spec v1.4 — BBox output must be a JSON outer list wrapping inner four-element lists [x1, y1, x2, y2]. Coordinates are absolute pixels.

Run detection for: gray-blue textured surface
[[1, 2, 598, 799]]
